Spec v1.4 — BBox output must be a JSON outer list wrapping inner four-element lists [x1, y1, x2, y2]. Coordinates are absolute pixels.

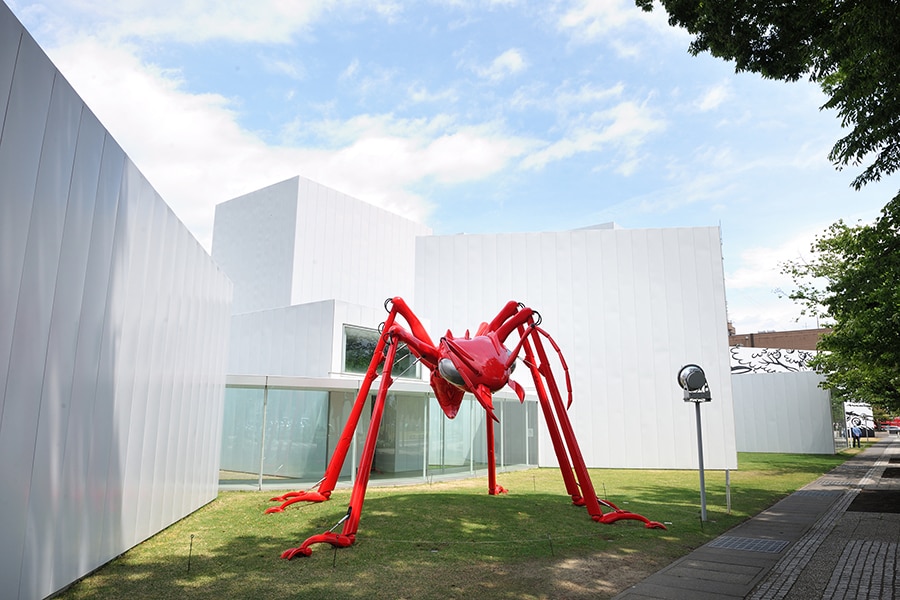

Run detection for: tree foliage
[[781, 193, 900, 410], [635, 0, 900, 189], [637, 0, 900, 411]]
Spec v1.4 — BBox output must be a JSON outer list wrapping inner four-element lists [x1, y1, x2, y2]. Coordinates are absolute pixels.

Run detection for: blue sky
[[8, 0, 898, 334]]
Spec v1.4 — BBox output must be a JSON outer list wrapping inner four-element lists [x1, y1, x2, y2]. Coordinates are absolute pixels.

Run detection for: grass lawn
[[56, 451, 857, 600]]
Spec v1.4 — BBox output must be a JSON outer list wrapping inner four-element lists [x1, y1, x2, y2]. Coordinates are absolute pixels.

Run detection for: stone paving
[[613, 436, 900, 600]]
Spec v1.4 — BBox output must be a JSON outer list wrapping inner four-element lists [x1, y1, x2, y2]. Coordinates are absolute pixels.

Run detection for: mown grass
[[56, 450, 857, 600]]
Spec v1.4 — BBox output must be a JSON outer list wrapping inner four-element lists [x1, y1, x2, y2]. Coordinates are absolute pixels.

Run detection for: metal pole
[[469, 400, 478, 473], [695, 401, 708, 521], [525, 402, 531, 466], [499, 400, 504, 469], [422, 395, 428, 481], [258, 378, 269, 491], [725, 469, 731, 515]]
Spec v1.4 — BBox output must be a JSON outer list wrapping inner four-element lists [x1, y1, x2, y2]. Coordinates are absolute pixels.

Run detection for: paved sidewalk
[[614, 436, 900, 599]]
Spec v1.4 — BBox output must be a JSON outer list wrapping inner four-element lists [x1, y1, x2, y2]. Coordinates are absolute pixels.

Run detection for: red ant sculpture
[[267, 297, 665, 559]]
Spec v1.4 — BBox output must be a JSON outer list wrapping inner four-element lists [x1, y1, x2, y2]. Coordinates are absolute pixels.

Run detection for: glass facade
[[343, 324, 419, 378], [219, 377, 537, 488]]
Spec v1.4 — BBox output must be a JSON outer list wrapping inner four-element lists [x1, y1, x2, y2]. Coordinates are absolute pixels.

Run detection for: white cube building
[[416, 227, 737, 470], [214, 181, 738, 480], [730, 346, 835, 454]]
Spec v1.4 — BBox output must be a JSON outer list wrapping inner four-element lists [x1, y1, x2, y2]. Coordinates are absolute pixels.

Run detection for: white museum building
[[212, 175, 739, 490], [0, 3, 792, 598]]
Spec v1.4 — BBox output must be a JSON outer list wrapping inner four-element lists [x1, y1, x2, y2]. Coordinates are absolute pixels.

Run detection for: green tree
[[638, 0, 900, 411], [635, 0, 900, 190], [781, 195, 900, 411]]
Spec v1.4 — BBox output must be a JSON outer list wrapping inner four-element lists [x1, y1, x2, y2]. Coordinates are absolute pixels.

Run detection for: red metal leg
[[280, 341, 401, 558], [482, 389, 507, 495], [525, 331, 604, 516], [521, 323, 665, 529], [516, 333, 584, 507], [269, 298, 664, 563], [267, 301, 413, 514]]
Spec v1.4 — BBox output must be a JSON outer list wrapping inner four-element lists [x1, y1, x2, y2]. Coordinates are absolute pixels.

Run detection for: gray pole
[[695, 401, 708, 521], [258, 379, 269, 492], [725, 469, 731, 515]]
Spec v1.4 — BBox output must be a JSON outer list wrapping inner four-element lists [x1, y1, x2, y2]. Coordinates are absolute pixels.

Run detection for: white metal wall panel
[[213, 176, 431, 317], [142, 194, 177, 542], [732, 372, 833, 454], [113, 163, 151, 553], [646, 231, 678, 465], [291, 176, 431, 310], [0, 2, 20, 125], [415, 227, 737, 471], [149, 219, 176, 529], [0, 8, 233, 598], [601, 230, 628, 460], [212, 177, 298, 314], [0, 32, 54, 435], [629, 230, 653, 466], [97, 153, 139, 567], [79, 134, 125, 572], [228, 301, 336, 377], [0, 30, 59, 595], [181, 243, 206, 514], [20, 76, 93, 595], [55, 110, 119, 587]]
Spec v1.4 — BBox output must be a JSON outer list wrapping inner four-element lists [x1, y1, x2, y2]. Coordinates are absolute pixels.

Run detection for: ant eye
[[438, 358, 465, 387]]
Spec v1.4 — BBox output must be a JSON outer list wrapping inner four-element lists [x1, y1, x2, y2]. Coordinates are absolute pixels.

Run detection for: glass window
[[343, 325, 420, 379], [373, 393, 426, 477], [428, 395, 476, 476], [220, 386, 265, 479], [220, 383, 535, 489], [262, 389, 329, 479]]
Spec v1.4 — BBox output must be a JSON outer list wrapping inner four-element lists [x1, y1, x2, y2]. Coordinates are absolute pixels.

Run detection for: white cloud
[[508, 81, 625, 118], [44, 37, 299, 245], [593, 100, 665, 145], [13, 0, 418, 46], [43, 36, 538, 250], [726, 240, 810, 291], [21, 1, 320, 44], [554, 82, 625, 110], [520, 98, 665, 170], [264, 56, 308, 81], [554, 0, 680, 52], [407, 83, 459, 105], [726, 289, 817, 334], [474, 48, 527, 81], [340, 58, 360, 81], [695, 81, 731, 112], [724, 228, 828, 332], [557, 0, 636, 39]]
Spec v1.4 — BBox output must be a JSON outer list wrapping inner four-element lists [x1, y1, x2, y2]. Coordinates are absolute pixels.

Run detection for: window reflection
[[219, 382, 536, 488], [343, 325, 420, 378]]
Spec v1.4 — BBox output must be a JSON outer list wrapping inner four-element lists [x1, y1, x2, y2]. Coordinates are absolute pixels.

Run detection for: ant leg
[[280, 341, 401, 557]]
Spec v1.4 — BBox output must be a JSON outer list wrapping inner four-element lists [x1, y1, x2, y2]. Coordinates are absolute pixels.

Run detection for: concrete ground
[[614, 435, 900, 599]]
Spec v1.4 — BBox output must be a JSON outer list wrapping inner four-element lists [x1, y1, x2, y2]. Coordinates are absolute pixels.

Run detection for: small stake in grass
[[547, 534, 554, 556], [187, 534, 194, 573]]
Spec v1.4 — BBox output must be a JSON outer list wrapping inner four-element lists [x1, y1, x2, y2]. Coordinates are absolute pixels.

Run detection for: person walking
[[851, 425, 862, 448]]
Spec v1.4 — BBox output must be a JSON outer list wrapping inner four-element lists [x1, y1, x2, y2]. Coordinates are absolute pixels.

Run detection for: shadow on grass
[[57, 452, 852, 600], [58, 489, 691, 600]]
